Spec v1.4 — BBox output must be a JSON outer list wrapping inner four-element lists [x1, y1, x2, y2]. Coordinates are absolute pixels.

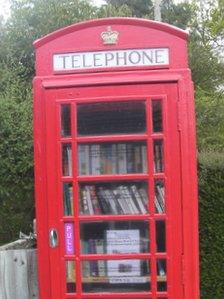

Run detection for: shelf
[[67, 275, 167, 283], [77, 174, 149, 182]]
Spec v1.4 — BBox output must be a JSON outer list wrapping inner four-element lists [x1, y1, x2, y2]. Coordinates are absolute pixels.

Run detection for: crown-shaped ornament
[[101, 26, 119, 45]]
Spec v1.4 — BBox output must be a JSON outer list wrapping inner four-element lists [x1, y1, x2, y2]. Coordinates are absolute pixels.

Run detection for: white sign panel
[[53, 48, 169, 71]]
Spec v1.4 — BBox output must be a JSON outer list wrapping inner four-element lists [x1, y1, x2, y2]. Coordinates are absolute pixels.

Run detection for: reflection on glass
[[156, 221, 166, 253], [153, 140, 164, 173], [79, 182, 148, 215], [77, 101, 146, 136], [78, 142, 147, 176], [152, 100, 163, 133], [80, 221, 149, 254], [63, 183, 73, 216], [66, 260, 76, 293], [154, 180, 165, 214], [61, 104, 71, 137], [62, 144, 72, 176], [157, 259, 167, 291], [81, 259, 150, 292]]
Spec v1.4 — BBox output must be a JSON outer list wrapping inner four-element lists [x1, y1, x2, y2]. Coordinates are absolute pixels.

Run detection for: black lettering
[[116, 51, 127, 66], [82, 54, 92, 68], [71, 55, 81, 68], [105, 52, 115, 66], [142, 50, 154, 64], [59, 55, 70, 69], [128, 51, 141, 65], [155, 49, 165, 64], [93, 53, 103, 67]]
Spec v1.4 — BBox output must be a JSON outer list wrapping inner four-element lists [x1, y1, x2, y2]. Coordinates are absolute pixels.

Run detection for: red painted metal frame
[[33, 17, 199, 299]]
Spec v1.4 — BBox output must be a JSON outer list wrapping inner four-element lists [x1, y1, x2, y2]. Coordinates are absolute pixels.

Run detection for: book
[[155, 182, 165, 213], [130, 185, 147, 214], [88, 239, 98, 276], [62, 144, 72, 176], [97, 187, 112, 214], [141, 145, 148, 173], [117, 143, 127, 174], [154, 142, 163, 173], [95, 239, 106, 277], [84, 186, 94, 215], [126, 143, 134, 173], [89, 185, 102, 214], [121, 185, 139, 214], [78, 145, 90, 175], [63, 183, 73, 216], [90, 144, 101, 175], [134, 145, 142, 173]]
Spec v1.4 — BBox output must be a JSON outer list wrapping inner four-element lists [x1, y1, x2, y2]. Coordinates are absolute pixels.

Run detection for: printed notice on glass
[[64, 223, 75, 255], [106, 230, 141, 282]]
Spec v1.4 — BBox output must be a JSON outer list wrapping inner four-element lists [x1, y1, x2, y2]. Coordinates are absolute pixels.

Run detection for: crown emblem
[[101, 26, 119, 45]]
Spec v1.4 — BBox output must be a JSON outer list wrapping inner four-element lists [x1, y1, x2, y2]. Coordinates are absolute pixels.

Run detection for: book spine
[[126, 143, 134, 173], [130, 185, 147, 214], [134, 145, 142, 173], [80, 188, 90, 215], [111, 144, 117, 174], [122, 185, 140, 214], [104, 189, 119, 214], [112, 189, 126, 214], [95, 239, 106, 277], [89, 185, 102, 214], [90, 144, 101, 175], [138, 187, 149, 211], [88, 239, 98, 276], [141, 145, 148, 173], [84, 186, 94, 215], [97, 187, 111, 214], [117, 143, 127, 174]]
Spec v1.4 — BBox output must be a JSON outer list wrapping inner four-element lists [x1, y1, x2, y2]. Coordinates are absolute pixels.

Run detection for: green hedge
[[198, 152, 224, 299]]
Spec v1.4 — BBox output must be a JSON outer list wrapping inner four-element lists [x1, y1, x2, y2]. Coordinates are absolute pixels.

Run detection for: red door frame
[[33, 69, 199, 299]]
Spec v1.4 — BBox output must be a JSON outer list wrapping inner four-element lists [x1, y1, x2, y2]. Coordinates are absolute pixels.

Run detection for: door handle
[[49, 228, 59, 248]]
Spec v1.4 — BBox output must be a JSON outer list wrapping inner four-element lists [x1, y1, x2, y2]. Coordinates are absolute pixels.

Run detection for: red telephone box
[[33, 18, 199, 299]]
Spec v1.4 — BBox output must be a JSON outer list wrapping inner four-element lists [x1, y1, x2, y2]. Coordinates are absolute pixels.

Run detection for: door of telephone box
[[39, 82, 183, 299]]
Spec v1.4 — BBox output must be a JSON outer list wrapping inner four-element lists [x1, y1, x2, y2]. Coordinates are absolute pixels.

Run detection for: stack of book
[[78, 142, 147, 175], [79, 184, 148, 215]]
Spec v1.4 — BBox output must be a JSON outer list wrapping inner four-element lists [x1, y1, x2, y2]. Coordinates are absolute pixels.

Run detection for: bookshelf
[[61, 99, 167, 294]]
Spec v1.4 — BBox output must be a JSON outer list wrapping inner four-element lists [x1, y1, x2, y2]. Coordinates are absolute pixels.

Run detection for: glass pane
[[157, 259, 167, 291], [81, 259, 150, 292], [77, 101, 146, 136], [65, 260, 76, 293], [62, 143, 72, 176], [156, 221, 166, 253], [154, 180, 165, 214], [80, 221, 149, 254], [78, 141, 147, 175], [153, 140, 164, 173], [61, 104, 71, 137], [152, 100, 163, 133], [79, 182, 148, 215], [64, 223, 75, 255], [63, 183, 73, 216]]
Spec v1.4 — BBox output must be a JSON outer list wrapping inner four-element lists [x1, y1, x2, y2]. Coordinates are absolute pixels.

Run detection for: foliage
[[0, 83, 33, 244], [196, 88, 224, 151], [105, 0, 154, 18], [198, 151, 224, 299]]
